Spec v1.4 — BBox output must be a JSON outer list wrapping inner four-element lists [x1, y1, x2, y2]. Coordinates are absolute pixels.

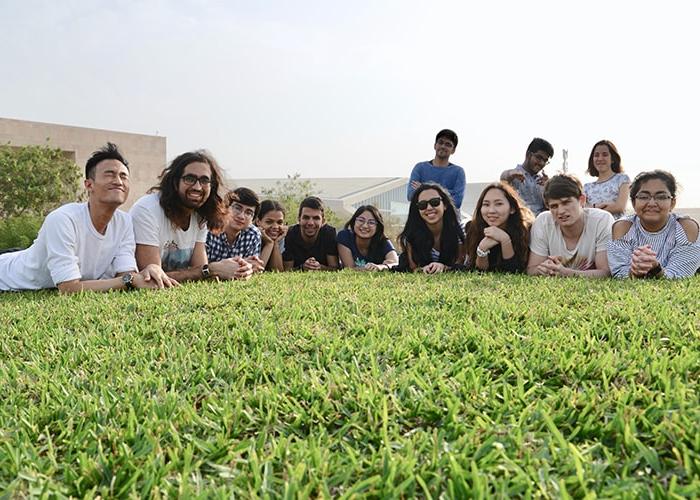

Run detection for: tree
[[0, 142, 82, 218]]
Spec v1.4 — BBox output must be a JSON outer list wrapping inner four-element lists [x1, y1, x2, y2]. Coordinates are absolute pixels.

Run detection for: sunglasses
[[416, 197, 442, 211]]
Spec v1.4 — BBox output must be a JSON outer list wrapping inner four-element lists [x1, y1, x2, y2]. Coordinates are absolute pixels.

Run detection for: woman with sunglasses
[[608, 170, 700, 278], [584, 140, 630, 219], [398, 183, 465, 273], [337, 205, 398, 270], [256, 200, 287, 272], [464, 182, 533, 273]]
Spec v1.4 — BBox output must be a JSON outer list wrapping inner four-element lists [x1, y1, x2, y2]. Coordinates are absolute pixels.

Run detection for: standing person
[[464, 182, 534, 273], [527, 174, 613, 277], [501, 138, 554, 216], [584, 139, 631, 219], [407, 129, 465, 212], [398, 183, 465, 274], [0, 143, 175, 293], [206, 187, 265, 272], [130, 150, 253, 282], [256, 200, 287, 272], [283, 197, 339, 271], [337, 205, 398, 270], [608, 170, 700, 278]]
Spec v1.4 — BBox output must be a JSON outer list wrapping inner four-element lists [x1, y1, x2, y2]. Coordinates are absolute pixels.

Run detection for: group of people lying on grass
[[0, 141, 698, 293]]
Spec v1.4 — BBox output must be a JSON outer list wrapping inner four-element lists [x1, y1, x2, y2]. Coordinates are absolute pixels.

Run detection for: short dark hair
[[543, 174, 583, 202], [630, 170, 677, 200], [435, 129, 458, 147], [258, 199, 286, 220], [298, 196, 325, 218], [526, 138, 554, 158], [226, 187, 260, 218], [587, 140, 623, 177], [85, 142, 128, 179]]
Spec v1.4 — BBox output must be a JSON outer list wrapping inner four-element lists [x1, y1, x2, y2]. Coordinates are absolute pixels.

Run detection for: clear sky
[[1, 0, 698, 206]]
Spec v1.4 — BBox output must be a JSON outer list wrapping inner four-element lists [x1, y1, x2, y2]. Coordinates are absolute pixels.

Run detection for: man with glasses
[[407, 129, 465, 211], [0, 143, 175, 292], [130, 150, 253, 282], [501, 138, 554, 215], [206, 187, 265, 271]]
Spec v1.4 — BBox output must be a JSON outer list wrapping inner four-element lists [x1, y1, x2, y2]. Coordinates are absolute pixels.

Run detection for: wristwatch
[[476, 246, 490, 258], [122, 272, 136, 291], [201, 264, 211, 279]]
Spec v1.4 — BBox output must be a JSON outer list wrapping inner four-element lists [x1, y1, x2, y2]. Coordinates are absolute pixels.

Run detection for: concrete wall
[[0, 117, 166, 209]]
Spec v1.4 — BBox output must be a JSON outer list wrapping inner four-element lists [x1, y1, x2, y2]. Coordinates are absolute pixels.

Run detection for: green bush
[[0, 215, 42, 250]]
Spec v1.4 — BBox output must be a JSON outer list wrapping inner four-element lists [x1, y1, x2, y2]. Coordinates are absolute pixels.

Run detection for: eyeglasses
[[416, 197, 442, 211], [531, 153, 550, 166], [181, 174, 212, 186], [231, 202, 256, 219], [634, 193, 673, 202], [436, 139, 454, 148], [355, 217, 377, 227]]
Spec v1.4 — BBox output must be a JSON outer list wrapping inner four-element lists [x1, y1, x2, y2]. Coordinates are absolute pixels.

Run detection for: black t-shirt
[[283, 224, 338, 268]]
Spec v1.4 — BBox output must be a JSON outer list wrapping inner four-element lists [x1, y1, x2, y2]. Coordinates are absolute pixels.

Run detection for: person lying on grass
[[130, 150, 253, 282], [608, 170, 700, 278], [256, 199, 287, 272], [337, 205, 398, 270], [464, 182, 533, 273], [0, 143, 176, 293], [206, 187, 265, 272], [527, 173, 613, 278], [398, 182, 465, 274], [283, 196, 339, 271]]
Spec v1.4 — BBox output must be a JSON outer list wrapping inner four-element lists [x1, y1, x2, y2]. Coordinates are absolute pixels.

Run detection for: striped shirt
[[206, 225, 261, 262], [607, 213, 700, 278]]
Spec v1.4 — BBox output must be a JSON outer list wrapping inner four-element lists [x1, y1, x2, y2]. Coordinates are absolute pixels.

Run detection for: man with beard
[[407, 129, 465, 212], [500, 137, 554, 216], [283, 197, 338, 271], [130, 150, 253, 282]]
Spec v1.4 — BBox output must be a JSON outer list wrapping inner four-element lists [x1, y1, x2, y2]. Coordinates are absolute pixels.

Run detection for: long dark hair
[[465, 182, 533, 270], [344, 205, 389, 257], [150, 150, 228, 232], [399, 183, 461, 266], [587, 140, 623, 177]]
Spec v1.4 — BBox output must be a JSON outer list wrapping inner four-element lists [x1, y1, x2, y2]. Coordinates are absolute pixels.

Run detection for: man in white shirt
[[130, 150, 253, 282], [527, 174, 614, 277], [0, 143, 175, 292]]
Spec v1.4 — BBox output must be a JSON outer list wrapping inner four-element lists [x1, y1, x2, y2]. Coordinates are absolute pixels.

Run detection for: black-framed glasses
[[181, 174, 212, 186], [416, 197, 442, 211], [634, 193, 673, 202]]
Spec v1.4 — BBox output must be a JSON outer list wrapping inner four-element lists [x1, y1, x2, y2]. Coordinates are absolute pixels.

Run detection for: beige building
[[0, 117, 166, 209]]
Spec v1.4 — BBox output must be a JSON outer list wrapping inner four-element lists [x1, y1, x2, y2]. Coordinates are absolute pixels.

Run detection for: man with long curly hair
[[130, 150, 252, 282]]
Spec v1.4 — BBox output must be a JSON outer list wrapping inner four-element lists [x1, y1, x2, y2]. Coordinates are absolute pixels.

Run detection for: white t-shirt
[[530, 207, 613, 270], [0, 203, 137, 291], [130, 192, 208, 271]]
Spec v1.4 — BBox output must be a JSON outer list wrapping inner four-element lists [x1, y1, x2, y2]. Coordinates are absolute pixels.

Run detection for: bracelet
[[476, 246, 490, 258]]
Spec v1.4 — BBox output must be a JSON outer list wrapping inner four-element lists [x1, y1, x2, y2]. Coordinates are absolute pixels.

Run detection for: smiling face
[[632, 178, 676, 230], [525, 150, 550, 174], [86, 159, 130, 207], [299, 207, 324, 240], [353, 210, 378, 240], [417, 188, 445, 226], [546, 196, 585, 228], [258, 209, 286, 239], [480, 188, 514, 228], [592, 144, 612, 176], [177, 161, 211, 209], [434, 138, 456, 161]]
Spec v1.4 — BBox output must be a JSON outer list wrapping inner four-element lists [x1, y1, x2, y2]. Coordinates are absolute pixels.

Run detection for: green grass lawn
[[1, 273, 699, 498]]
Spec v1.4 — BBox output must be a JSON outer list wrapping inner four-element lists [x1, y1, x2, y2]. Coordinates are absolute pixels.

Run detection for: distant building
[[0, 117, 166, 209]]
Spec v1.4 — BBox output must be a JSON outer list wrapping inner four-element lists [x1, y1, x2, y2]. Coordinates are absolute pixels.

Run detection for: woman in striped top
[[608, 170, 700, 278]]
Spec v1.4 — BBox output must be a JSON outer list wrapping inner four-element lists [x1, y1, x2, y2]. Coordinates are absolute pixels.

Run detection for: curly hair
[[399, 183, 462, 267], [150, 150, 228, 232], [464, 182, 533, 270]]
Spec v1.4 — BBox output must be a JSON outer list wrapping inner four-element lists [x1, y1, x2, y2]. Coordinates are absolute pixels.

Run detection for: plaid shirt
[[206, 225, 262, 262]]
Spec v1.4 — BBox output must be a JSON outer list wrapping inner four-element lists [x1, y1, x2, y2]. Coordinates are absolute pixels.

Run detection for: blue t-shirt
[[336, 228, 395, 267], [407, 161, 466, 208]]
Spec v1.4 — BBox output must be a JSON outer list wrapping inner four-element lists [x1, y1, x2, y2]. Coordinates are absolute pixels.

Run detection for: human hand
[[483, 227, 511, 245], [502, 169, 525, 183], [274, 225, 288, 242], [364, 262, 385, 271], [410, 180, 421, 190], [630, 245, 659, 277], [135, 264, 179, 289], [260, 229, 273, 245], [537, 172, 549, 186], [209, 257, 253, 280], [246, 255, 265, 273], [537, 256, 566, 277], [422, 262, 447, 274], [303, 257, 322, 271]]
